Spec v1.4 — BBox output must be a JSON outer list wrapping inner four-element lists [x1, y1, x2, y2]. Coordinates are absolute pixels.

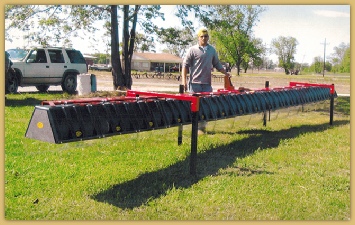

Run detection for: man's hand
[[224, 72, 231, 78]]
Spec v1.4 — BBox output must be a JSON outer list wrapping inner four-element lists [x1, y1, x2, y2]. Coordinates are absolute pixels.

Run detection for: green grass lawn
[[4, 92, 350, 220]]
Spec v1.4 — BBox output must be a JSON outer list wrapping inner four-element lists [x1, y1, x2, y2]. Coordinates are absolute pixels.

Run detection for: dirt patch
[[91, 71, 350, 95]]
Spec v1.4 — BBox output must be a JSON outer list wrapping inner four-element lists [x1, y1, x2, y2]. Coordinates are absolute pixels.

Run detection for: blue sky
[[5, 5, 350, 65], [155, 5, 350, 65], [253, 5, 350, 64]]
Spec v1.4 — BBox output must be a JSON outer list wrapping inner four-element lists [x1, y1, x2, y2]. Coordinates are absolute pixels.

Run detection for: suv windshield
[[7, 48, 29, 60], [66, 50, 86, 64]]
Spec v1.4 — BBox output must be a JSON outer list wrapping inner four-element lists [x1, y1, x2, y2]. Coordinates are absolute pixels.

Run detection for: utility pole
[[321, 38, 329, 77]]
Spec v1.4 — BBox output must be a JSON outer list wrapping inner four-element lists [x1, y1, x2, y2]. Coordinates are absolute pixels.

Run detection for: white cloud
[[313, 10, 350, 18]]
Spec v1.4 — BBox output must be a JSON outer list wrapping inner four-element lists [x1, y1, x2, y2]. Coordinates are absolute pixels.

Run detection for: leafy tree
[[207, 30, 229, 65], [113, 5, 163, 90], [310, 56, 323, 74], [177, 5, 265, 75], [240, 37, 265, 73], [271, 36, 298, 75], [340, 47, 350, 73], [261, 57, 275, 70], [5, 5, 112, 47], [5, 5, 164, 90], [134, 33, 156, 53], [308, 58, 331, 75], [92, 53, 110, 64], [330, 42, 350, 73], [157, 27, 195, 57], [331, 42, 349, 63], [300, 63, 310, 73]]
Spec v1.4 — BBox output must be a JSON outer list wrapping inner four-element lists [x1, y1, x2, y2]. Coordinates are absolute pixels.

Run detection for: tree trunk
[[121, 5, 130, 90], [236, 65, 241, 76], [244, 66, 248, 73], [110, 5, 124, 90], [125, 5, 140, 89], [111, 5, 140, 90]]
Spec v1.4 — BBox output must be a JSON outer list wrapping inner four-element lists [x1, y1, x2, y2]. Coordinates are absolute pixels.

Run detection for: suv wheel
[[61, 74, 77, 94], [6, 71, 18, 94], [36, 85, 50, 92]]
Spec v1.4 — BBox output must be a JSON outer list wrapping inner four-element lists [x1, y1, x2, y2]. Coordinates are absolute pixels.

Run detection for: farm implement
[[25, 78, 336, 175]]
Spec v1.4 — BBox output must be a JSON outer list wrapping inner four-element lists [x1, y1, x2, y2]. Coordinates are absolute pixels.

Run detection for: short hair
[[197, 27, 208, 37]]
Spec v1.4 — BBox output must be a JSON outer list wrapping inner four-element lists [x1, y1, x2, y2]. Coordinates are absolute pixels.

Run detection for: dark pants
[[189, 83, 212, 131]]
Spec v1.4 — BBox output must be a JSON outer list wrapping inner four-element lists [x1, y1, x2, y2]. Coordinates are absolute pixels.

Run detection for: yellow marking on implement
[[75, 130, 83, 137], [37, 122, 44, 129]]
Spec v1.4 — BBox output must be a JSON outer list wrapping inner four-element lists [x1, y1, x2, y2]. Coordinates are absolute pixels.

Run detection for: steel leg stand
[[178, 124, 183, 145], [190, 111, 199, 176], [178, 84, 184, 145], [330, 93, 334, 125]]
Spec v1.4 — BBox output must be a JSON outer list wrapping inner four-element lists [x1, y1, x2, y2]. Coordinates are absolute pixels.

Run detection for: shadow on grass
[[92, 119, 349, 209], [335, 96, 350, 115], [5, 91, 67, 107], [5, 97, 43, 107], [5, 91, 126, 107]]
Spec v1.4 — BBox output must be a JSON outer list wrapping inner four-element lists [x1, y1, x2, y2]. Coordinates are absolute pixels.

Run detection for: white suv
[[10, 47, 88, 94]]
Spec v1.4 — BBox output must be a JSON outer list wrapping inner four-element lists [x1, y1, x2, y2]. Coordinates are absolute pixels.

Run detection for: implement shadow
[[92, 120, 349, 209], [5, 91, 64, 107], [5, 97, 42, 107]]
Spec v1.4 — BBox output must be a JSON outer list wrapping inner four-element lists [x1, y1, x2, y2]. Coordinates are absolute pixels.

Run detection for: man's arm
[[181, 67, 188, 92], [211, 48, 230, 77]]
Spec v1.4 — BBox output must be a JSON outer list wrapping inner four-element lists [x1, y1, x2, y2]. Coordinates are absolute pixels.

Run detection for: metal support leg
[[190, 111, 199, 176], [178, 124, 183, 145], [263, 111, 267, 126], [330, 93, 334, 125], [264, 81, 270, 126], [265, 81, 269, 89], [178, 84, 184, 145]]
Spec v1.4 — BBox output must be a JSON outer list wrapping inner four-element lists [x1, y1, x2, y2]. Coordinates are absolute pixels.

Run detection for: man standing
[[181, 27, 230, 134]]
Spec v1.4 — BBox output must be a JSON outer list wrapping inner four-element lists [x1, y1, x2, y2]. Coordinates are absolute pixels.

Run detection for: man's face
[[198, 32, 209, 46]]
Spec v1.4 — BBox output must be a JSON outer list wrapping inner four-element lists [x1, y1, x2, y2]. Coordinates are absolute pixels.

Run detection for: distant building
[[84, 52, 183, 73], [131, 52, 183, 72], [274, 67, 284, 72], [83, 54, 97, 67]]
